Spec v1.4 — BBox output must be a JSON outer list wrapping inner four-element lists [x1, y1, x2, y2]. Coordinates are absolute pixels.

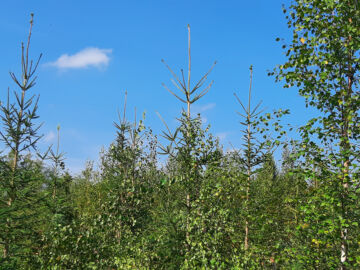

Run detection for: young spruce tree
[[159, 24, 224, 268], [0, 14, 46, 267]]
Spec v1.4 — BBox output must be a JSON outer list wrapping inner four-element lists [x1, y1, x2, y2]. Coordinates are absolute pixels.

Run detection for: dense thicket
[[1, 1, 359, 269]]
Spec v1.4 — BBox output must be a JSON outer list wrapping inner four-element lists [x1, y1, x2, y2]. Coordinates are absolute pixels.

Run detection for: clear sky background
[[0, 0, 316, 173]]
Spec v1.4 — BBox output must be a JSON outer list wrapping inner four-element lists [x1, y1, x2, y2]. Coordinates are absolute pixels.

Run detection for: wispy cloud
[[216, 132, 230, 142], [201, 116, 208, 124], [192, 103, 216, 114], [43, 131, 55, 143], [47, 47, 112, 69], [190, 103, 216, 123]]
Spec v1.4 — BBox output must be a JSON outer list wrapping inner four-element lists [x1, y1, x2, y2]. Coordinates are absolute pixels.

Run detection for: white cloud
[[190, 103, 216, 123], [216, 132, 230, 142], [201, 116, 208, 124], [43, 131, 55, 143], [47, 47, 112, 69], [192, 103, 216, 114]]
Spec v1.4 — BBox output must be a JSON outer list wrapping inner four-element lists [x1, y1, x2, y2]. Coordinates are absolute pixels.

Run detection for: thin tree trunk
[[185, 24, 191, 254], [340, 51, 353, 269], [340, 159, 349, 270], [3, 242, 9, 258], [244, 172, 250, 251], [244, 67, 253, 252]]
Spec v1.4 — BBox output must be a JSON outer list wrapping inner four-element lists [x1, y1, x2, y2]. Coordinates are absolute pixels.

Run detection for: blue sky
[[0, 0, 315, 173]]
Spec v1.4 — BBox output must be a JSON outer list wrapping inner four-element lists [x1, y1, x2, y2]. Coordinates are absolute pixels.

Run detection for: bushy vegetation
[[1, 1, 359, 269]]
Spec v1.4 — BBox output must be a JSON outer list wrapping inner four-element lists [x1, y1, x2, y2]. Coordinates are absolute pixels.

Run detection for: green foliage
[[273, 0, 360, 268], [0, 14, 50, 268], [1, 5, 360, 269], [161, 114, 224, 268], [39, 95, 160, 268]]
